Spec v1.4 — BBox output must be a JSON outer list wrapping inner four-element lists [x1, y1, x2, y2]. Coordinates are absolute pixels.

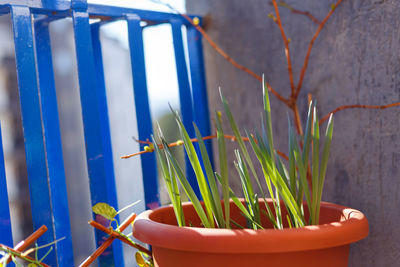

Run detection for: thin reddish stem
[[290, 9, 320, 24], [152, 0, 289, 105], [122, 134, 289, 161], [295, 0, 343, 98], [292, 104, 303, 136], [270, 1, 320, 24], [319, 102, 400, 124], [272, 0, 296, 95]]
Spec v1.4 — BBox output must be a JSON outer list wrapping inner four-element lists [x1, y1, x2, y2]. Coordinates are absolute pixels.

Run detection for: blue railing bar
[[0, 1, 70, 10], [170, 19, 201, 198], [72, 10, 122, 267], [0, 5, 9, 15], [11, 5, 57, 265], [186, 25, 214, 165], [0, 2, 198, 25], [71, 0, 87, 10], [88, 5, 197, 26], [90, 22, 125, 266], [126, 15, 160, 209], [33, 13, 71, 25], [0, 3, 201, 27], [0, 123, 13, 247], [34, 19, 75, 266]]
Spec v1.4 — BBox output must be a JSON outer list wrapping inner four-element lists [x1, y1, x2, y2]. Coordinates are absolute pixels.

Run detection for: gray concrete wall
[[187, 1, 400, 266]]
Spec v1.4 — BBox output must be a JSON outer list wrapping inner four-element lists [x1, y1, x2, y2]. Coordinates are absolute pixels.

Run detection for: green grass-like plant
[[153, 80, 333, 229]]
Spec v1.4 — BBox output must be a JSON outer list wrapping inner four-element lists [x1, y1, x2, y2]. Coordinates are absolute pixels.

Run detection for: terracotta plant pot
[[133, 199, 368, 267]]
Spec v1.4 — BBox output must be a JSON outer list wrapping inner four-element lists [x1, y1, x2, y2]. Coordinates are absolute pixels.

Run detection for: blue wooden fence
[[0, 0, 212, 266]]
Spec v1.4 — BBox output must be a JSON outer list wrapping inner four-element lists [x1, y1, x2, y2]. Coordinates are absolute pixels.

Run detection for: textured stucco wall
[[187, 1, 400, 266]]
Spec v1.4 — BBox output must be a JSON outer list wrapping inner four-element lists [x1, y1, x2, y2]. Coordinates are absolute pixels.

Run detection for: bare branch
[[319, 102, 400, 124]]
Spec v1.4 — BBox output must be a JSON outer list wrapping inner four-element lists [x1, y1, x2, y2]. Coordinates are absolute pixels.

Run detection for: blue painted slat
[[72, 10, 123, 267], [0, 1, 70, 11], [34, 19, 74, 266], [170, 19, 201, 198], [0, 124, 13, 247], [186, 25, 213, 164], [71, 0, 87, 10], [0, 2, 200, 26], [0, 6, 9, 16], [126, 15, 160, 209], [11, 6, 57, 265], [90, 22, 124, 265]]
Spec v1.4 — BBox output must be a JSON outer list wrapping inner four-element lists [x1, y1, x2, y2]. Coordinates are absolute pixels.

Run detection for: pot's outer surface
[[133, 200, 368, 267]]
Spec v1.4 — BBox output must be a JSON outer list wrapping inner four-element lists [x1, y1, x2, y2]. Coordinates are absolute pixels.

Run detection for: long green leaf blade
[[302, 101, 313, 165], [152, 134, 185, 226], [216, 111, 230, 228], [219, 89, 266, 199], [316, 114, 334, 223], [288, 116, 298, 200], [234, 150, 260, 228], [292, 130, 312, 224], [311, 106, 320, 225], [173, 111, 215, 228], [215, 172, 264, 227], [163, 138, 212, 228], [194, 123, 225, 227], [262, 75, 275, 162]]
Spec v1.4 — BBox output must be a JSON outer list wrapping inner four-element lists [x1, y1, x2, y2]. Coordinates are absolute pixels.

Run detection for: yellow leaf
[[92, 203, 117, 221], [135, 252, 145, 266]]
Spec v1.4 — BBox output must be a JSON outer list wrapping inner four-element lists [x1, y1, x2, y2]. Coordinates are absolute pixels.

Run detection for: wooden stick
[[89, 220, 151, 255], [0, 244, 51, 267], [79, 213, 138, 267], [4, 225, 48, 265]]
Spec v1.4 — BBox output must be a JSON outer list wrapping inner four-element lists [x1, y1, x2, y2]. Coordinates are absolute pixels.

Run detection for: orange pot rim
[[133, 200, 369, 254]]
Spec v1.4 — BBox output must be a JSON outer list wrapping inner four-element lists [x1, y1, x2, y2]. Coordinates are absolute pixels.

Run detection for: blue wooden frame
[[0, 124, 12, 248], [0, 0, 212, 266]]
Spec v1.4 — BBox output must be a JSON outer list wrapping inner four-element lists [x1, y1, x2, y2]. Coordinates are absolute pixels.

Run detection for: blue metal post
[[126, 15, 160, 209], [11, 5, 57, 265], [90, 22, 124, 263], [186, 25, 213, 164], [0, 123, 13, 247], [34, 19, 75, 266], [72, 8, 123, 267], [170, 19, 201, 198]]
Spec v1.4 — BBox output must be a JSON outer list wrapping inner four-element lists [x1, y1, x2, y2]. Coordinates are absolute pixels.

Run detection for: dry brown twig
[[294, 0, 344, 98], [319, 102, 400, 124], [122, 134, 289, 161], [272, 0, 296, 95], [129, 0, 399, 156], [269, 1, 321, 24], [183, 0, 398, 128]]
